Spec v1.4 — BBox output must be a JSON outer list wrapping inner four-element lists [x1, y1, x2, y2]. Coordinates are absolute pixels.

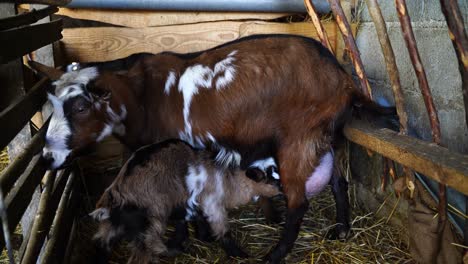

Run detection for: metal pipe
[[67, 0, 331, 13]]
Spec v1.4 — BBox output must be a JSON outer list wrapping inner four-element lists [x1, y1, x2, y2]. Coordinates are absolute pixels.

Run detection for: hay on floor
[[70, 184, 413, 264]]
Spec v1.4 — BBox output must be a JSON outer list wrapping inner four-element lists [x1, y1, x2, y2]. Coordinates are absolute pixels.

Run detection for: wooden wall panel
[[57, 8, 290, 28], [59, 21, 343, 63]]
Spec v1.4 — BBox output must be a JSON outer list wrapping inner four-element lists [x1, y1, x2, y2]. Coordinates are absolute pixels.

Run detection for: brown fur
[[45, 35, 386, 261], [92, 140, 279, 262]]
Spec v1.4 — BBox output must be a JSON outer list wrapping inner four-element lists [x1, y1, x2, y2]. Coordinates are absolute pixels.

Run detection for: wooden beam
[[0, 77, 49, 151], [3, 0, 70, 6], [0, 6, 58, 31], [0, 118, 50, 195], [0, 19, 62, 64], [59, 21, 346, 62], [344, 120, 468, 195], [57, 8, 290, 28]]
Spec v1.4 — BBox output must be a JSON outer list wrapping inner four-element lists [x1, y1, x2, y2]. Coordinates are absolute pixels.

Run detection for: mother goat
[[38, 34, 387, 263]]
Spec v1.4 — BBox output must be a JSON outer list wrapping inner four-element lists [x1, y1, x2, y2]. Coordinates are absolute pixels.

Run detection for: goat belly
[[305, 151, 333, 198]]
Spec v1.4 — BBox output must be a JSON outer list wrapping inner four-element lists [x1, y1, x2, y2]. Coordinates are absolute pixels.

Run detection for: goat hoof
[[327, 225, 350, 240], [227, 248, 248, 259], [263, 251, 282, 264]]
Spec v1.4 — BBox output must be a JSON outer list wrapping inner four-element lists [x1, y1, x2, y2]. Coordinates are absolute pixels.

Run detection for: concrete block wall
[[351, 0, 467, 232], [357, 0, 468, 153]]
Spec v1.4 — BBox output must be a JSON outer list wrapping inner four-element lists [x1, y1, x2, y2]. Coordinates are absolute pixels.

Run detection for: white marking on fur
[[178, 52, 237, 144], [97, 104, 127, 140], [164, 71, 177, 95], [249, 157, 280, 179], [201, 169, 226, 237], [43, 93, 72, 169], [96, 124, 113, 142], [178, 64, 212, 143], [214, 147, 241, 168], [214, 50, 237, 89], [305, 151, 334, 198], [185, 165, 208, 220], [89, 208, 110, 221], [53, 67, 98, 97]]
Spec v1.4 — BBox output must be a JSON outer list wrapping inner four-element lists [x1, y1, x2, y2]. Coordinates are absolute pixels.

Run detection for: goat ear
[[28, 61, 64, 81], [47, 93, 62, 109], [245, 168, 266, 183], [89, 208, 110, 221]]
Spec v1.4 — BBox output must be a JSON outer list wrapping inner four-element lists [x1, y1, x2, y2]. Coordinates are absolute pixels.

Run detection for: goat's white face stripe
[[178, 51, 237, 144], [44, 94, 72, 169], [43, 67, 99, 169], [249, 157, 280, 180]]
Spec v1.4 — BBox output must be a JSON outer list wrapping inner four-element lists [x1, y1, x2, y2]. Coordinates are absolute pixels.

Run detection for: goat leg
[[328, 170, 351, 239], [265, 199, 309, 264], [258, 196, 282, 224], [219, 231, 248, 258], [194, 213, 215, 242], [167, 206, 189, 254]]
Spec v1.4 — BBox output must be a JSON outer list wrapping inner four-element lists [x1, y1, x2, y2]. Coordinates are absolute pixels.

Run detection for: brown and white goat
[[37, 34, 393, 263], [90, 139, 280, 263]]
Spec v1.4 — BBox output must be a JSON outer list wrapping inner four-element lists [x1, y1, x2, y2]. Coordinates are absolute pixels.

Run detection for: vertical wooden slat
[[303, 0, 334, 53], [40, 172, 75, 264], [365, 0, 414, 197], [394, 0, 446, 222], [22, 171, 56, 264], [438, 0, 468, 131], [328, 0, 373, 97], [365, 0, 408, 134]]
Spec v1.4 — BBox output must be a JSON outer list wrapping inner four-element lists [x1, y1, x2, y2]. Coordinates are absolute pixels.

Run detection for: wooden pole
[[21, 171, 56, 264], [394, 0, 446, 222], [365, 0, 414, 197], [303, 0, 334, 53], [328, 0, 373, 98], [365, 0, 408, 133], [40, 172, 75, 264], [438, 1, 468, 119]]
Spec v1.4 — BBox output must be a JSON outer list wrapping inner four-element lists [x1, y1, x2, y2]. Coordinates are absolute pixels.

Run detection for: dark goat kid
[[90, 139, 280, 263]]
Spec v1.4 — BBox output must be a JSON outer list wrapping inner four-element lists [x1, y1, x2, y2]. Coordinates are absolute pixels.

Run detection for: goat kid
[[90, 139, 281, 263]]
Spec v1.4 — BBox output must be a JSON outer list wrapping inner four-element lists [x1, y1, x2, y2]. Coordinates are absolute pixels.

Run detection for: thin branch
[[439, 0, 468, 131], [328, 0, 373, 98], [304, 0, 334, 53], [394, 0, 445, 222], [365, 0, 408, 134]]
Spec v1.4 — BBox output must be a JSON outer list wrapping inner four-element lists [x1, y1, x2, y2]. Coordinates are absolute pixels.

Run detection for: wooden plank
[[60, 21, 340, 62], [0, 118, 50, 195], [3, 0, 70, 5], [0, 5, 58, 31], [0, 77, 48, 151], [343, 120, 468, 195], [0, 19, 62, 64], [57, 8, 290, 28]]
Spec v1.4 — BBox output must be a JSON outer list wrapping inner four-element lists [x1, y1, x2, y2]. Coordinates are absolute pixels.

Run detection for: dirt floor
[[68, 182, 414, 264]]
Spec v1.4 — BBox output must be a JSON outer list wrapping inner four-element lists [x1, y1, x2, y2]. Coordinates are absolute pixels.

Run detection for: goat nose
[[42, 152, 54, 168]]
